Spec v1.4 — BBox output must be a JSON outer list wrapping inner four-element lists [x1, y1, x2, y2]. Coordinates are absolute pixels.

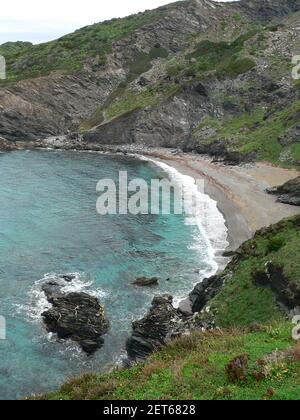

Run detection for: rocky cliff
[[1, 0, 300, 167]]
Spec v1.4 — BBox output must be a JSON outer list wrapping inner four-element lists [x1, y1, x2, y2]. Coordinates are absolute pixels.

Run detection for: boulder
[[0, 136, 17, 151], [41, 277, 109, 354], [126, 295, 181, 361], [126, 292, 216, 362], [132, 277, 159, 287], [187, 275, 225, 313], [267, 177, 300, 206]]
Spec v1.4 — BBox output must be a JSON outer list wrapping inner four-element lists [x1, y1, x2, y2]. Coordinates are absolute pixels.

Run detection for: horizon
[[0, 0, 235, 45]]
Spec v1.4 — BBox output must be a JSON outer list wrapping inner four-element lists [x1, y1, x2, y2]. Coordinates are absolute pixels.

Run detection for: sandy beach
[[142, 149, 300, 252]]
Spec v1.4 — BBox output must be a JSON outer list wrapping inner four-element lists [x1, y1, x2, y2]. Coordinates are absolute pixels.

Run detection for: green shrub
[[267, 237, 286, 253], [219, 57, 256, 77]]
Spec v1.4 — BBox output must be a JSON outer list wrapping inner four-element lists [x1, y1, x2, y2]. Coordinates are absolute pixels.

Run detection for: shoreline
[[138, 148, 300, 252], [13, 142, 300, 252]]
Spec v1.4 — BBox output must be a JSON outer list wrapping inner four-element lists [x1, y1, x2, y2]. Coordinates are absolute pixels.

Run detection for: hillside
[[35, 215, 300, 400], [1, 0, 300, 171]]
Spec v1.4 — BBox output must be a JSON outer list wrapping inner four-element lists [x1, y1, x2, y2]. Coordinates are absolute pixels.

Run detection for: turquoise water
[[0, 150, 223, 400]]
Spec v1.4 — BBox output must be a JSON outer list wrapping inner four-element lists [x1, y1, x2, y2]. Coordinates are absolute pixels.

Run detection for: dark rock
[[126, 294, 181, 361], [253, 262, 300, 309], [278, 126, 300, 146], [0, 136, 17, 152], [188, 275, 225, 313], [132, 277, 159, 287], [126, 287, 220, 362], [194, 83, 208, 97], [41, 278, 109, 354], [61, 274, 76, 282], [267, 177, 300, 206], [138, 76, 150, 87]]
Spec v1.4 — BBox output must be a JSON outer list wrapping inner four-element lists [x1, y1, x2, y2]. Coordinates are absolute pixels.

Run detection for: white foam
[[15, 272, 106, 323], [141, 156, 229, 282]]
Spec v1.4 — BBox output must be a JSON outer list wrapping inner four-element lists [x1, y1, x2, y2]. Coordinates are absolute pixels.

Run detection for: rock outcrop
[[267, 177, 300, 206], [253, 262, 300, 310], [41, 276, 109, 354], [1, 0, 299, 156], [126, 294, 215, 362], [132, 277, 159, 287], [0, 136, 17, 151]]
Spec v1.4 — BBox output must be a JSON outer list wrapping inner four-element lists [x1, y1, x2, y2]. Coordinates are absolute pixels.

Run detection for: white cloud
[[0, 0, 235, 45], [0, 0, 177, 44]]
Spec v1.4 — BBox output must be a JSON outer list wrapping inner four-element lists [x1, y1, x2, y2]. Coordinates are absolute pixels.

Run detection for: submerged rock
[[41, 276, 109, 354], [132, 277, 159, 287], [267, 177, 300, 206]]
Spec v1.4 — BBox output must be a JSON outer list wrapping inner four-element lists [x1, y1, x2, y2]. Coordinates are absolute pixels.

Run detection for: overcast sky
[[0, 0, 176, 44], [0, 0, 234, 45]]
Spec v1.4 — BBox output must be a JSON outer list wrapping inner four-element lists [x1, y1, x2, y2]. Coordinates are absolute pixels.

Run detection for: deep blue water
[[0, 150, 225, 400]]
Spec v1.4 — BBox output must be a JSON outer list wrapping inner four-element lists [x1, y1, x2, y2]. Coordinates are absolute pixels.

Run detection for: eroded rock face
[[0, 136, 17, 151], [188, 275, 225, 314], [267, 177, 300, 206], [253, 262, 300, 310], [126, 295, 182, 361], [1, 0, 298, 146], [41, 277, 109, 354], [126, 293, 215, 362]]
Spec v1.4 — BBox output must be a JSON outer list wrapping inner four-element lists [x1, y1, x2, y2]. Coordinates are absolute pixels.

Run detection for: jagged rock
[[278, 126, 300, 146], [1, 0, 298, 150], [194, 83, 208, 97], [126, 293, 216, 361], [126, 295, 182, 361], [132, 277, 159, 287], [253, 262, 300, 310], [0, 136, 17, 151], [267, 177, 300, 206], [186, 275, 225, 314], [41, 277, 109, 354]]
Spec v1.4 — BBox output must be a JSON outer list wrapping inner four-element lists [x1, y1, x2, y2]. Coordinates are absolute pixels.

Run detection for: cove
[[0, 149, 223, 400]]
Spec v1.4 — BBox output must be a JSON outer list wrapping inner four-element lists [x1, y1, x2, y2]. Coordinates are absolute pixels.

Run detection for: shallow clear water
[[0, 150, 226, 400]]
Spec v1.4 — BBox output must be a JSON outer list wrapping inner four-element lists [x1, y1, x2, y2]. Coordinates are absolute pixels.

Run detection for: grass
[[180, 29, 259, 80], [0, 10, 166, 81], [193, 100, 300, 169], [33, 216, 300, 401], [209, 216, 300, 327], [79, 81, 181, 130], [35, 323, 300, 400]]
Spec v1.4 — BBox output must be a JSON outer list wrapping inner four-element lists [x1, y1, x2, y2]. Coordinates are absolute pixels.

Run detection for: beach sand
[[142, 149, 300, 252]]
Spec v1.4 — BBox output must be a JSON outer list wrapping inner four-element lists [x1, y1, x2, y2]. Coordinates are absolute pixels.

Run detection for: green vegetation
[[209, 216, 300, 327], [127, 46, 169, 82], [0, 10, 165, 81], [80, 81, 180, 130], [176, 29, 260, 80], [35, 216, 300, 401], [37, 323, 300, 400], [194, 100, 300, 168]]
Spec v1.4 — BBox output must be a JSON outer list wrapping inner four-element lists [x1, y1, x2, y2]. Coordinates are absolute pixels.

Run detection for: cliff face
[[1, 0, 300, 166]]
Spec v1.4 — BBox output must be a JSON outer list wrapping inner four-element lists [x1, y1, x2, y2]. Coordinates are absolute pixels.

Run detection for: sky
[[0, 0, 178, 45], [0, 0, 234, 45]]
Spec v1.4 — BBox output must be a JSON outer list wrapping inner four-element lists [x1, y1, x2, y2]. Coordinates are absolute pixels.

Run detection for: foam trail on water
[[141, 156, 229, 281], [15, 272, 106, 322]]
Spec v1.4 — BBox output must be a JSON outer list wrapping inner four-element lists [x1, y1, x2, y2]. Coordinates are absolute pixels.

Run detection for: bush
[[267, 237, 285, 253]]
